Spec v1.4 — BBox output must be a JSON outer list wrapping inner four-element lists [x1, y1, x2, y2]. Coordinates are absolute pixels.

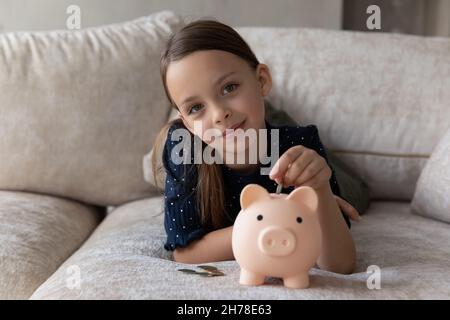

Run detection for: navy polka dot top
[[162, 120, 350, 251]]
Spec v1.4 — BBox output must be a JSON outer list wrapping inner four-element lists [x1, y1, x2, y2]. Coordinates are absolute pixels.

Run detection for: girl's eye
[[223, 83, 239, 95], [188, 104, 203, 115], [186, 84, 238, 115]]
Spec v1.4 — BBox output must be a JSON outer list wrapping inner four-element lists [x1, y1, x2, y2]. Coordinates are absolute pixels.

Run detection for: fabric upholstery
[[0, 191, 102, 299], [31, 197, 450, 299], [411, 127, 450, 223], [0, 11, 184, 207]]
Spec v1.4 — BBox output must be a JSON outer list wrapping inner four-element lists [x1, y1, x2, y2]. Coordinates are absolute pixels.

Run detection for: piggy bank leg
[[239, 269, 265, 286], [283, 273, 309, 289]]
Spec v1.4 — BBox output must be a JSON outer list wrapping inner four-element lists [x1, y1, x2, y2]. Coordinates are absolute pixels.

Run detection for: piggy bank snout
[[258, 226, 296, 257]]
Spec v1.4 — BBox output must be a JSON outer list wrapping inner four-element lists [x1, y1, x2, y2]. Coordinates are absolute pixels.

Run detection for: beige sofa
[[1, 11, 449, 299]]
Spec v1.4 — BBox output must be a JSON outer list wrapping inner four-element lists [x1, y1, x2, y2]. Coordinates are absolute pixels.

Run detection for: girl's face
[[166, 50, 272, 161]]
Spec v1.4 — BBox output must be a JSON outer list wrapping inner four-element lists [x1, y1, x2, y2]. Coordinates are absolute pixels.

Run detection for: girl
[[152, 19, 358, 274]]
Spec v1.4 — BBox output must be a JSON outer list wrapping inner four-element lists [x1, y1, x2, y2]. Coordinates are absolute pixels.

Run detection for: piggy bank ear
[[287, 186, 318, 213], [240, 184, 270, 210]]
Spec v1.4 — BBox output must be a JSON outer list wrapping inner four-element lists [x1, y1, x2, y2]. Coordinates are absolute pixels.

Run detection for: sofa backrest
[[237, 27, 450, 200], [0, 11, 183, 206]]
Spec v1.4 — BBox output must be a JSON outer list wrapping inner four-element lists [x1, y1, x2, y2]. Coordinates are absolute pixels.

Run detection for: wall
[[0, 0, 343, 32], [343, 0, 450, 37]]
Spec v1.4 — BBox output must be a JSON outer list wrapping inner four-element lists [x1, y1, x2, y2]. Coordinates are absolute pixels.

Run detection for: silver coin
[[276, 183, 283, 194]]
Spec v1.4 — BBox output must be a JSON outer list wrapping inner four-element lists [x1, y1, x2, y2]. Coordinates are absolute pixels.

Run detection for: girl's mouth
[[222, 120, 246, 139]]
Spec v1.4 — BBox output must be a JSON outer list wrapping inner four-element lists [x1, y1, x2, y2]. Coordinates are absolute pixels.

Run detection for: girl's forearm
[[315, 184, 356, 274], [173, 226, 234, 264]]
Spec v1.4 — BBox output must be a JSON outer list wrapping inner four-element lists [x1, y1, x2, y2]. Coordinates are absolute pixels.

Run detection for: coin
[[276, 182, 283, 194], [178, 265, 225, 277]]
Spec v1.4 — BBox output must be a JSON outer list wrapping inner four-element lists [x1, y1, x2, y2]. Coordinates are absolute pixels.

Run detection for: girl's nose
[[212, 104, 232, 124]]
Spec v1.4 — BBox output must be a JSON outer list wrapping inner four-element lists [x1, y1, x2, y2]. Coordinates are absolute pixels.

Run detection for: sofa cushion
[[0, 11, 183, 206], [31, 197, 171, 299], [0, 191, 102, 299], [236, 27, 450, 201], [31, 198, 450, 299], [411, 128, 450, 223]]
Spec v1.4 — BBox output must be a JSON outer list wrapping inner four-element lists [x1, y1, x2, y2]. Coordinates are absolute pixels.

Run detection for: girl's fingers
[[283, 151, 315, 186], [334, 196, 361, 221], [289, 156, 327, 187], [295, 165, 331, 190], [269, 146, 305, 183]]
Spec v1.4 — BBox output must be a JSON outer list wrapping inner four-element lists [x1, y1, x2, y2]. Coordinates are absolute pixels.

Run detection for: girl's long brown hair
[[152, 19, 260, 230]]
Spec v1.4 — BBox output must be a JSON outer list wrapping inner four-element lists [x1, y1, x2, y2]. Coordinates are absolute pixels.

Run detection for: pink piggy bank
[[232, 184, 322, 289]]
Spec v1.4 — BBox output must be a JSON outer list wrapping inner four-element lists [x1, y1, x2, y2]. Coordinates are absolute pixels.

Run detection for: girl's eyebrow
[[180, 71, 237, 107]]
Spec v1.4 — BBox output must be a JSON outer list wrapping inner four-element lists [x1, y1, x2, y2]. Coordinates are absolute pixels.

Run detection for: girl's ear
[[256, 63, 272, 97], [240, 184, 270, 210]]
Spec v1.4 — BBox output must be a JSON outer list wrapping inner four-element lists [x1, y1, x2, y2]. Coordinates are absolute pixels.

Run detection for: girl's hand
[[269, 145, 331, 191], [269, 145, 362, 222], [334, 196, 361, 222]]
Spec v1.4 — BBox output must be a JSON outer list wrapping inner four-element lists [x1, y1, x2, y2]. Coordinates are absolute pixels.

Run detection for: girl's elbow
[[173, 248, 182, 262], [173, 248, 193, 264], [317, 249, 357, 275], [338, 254, 357, 275], [320, 261, 356, 275], [173, 244, 202, 264], [335, 249, 357, 275], [338, 260, 356, 275]]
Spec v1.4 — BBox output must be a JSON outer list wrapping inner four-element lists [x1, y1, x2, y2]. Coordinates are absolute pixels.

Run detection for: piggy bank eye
[[257, 215, 263, 221], [296, 217, 303, 224]]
